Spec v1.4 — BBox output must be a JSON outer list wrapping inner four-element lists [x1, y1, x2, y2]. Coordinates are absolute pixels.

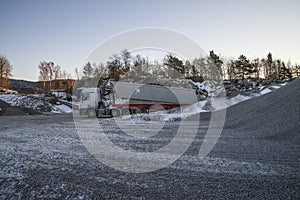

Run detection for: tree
[[120, 49, 131, 73], [52, 65, 61, 89], [184, 60, 192, 78], [75, 68, 80, 80], [38, 61, 49, 90], [265, 52, 273, 79], [151, 59, 166, 77], [186, 58, 204, 82], [251, 58, 261, 79], [53, 65, 61, 80], [107, 54, 122, 80], [0, 56, 13, 88], [277, 60, 292, 80], [164, 54, 185, 78], [233, 55, 251, 79], [93, 63, 106, 79], [47, 62, 54, 90], [263, 52, 278, 79], [226, 61, 235, 80], [292, 64, 300, 77], [231, 55, 258, 79], [83, 62, 93, 79], [131, 55, 145, 77], [208, 50, 223, 79]]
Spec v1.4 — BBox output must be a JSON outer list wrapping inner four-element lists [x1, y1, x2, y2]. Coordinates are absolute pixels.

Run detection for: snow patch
[[52, 105, 72, 113], [260, 88, 272, 95], [193, 80, 224, 97]]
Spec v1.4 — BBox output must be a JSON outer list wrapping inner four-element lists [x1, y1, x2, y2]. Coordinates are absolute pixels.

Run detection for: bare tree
[[0, 56, 13, 88], [38, 61, 49, 90], [75, 68, 80, 80], [47, 62, 54, 90], [53, 65, 61, 80]]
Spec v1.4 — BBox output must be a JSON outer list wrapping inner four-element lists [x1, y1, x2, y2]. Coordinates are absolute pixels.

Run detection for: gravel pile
[[0, 100, 41, 116]]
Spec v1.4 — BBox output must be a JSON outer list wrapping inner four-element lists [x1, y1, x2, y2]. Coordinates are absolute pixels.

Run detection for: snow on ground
[[49, 90, 66, 99], [0, 94, 51, 109], [193, 80, 224, 97], [0, 94, 71, 113], [259, 88, 272, 95], [51, 105, 72, 113]]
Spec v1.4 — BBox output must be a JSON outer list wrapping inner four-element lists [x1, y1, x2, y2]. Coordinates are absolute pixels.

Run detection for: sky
[[0, 0, 299, 81]]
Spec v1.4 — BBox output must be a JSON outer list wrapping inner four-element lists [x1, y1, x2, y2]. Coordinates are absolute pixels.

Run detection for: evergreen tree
[[278, 61, 292, 79], [184, 60, 192, 78], [129, 54, 153, 78], [107, 54, 122, 80], [251, 58, 261, 79], [233, 55, 251, 79], [121, 49, 131, 73], [83, 62, 94, 79], [164, 54, 185, 78], [292, 64, 300, 77], [208, 50, 223, 79], [264, 52, 277, 79], [266, 52, 273, 78]]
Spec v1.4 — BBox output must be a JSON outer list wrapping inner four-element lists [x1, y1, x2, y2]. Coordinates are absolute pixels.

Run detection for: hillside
[[9, 79, 43, 93]]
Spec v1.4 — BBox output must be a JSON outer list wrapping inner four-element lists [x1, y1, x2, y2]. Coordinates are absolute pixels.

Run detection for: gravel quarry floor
[[1, 79, 299, 199], [0, 114, 299, 199]]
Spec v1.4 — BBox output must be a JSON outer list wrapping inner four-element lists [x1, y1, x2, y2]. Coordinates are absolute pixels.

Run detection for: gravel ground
[[0, 79, 299, 199]]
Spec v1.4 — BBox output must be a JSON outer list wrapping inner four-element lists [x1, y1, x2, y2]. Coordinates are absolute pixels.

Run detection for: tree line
[[78, 50, 300, 85], [1, 50, 300, 90]]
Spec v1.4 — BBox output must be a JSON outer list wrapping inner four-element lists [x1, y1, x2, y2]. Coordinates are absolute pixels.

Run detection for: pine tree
[[83, 62, 94, 79], [278, 61, 292, 80], [164, 54, 185, 78], [121, 49, 131, 73], [107, 54, 122, 80], [233, 55, 251, 79], [208, 50, 223, 79], [292, 64, 300, 77]]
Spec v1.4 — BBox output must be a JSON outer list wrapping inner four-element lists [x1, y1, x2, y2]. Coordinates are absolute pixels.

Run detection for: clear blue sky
[[1, 0, 299, 81]]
